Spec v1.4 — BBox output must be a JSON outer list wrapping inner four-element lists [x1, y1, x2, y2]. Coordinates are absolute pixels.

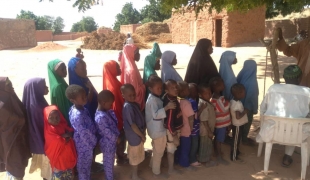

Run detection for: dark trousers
[[242, 111, 253, 142], [116, 129, 126, 163], [175, 136, 191, 167], [189, 135, 199, 163], [230, 125, 243, 161]]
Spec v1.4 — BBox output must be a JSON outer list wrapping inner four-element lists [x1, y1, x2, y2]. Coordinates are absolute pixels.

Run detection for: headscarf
[[161, 51, 183, 82], [121, 44, 146, 110], [143, 42, 162, 83], [219, 51, 237, 100], [47, 59, 72, 125], [103, 60, 124, 130], [237, 60, 259, 114], [184, 38, 220, 84], [68, 57, 98, 120], [44, 105, 77, 171], [22, 78, 48, 154], [0, 77, 31, 178]]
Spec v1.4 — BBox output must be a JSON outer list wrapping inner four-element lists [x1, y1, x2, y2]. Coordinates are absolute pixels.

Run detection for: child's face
[[77, 49, 81, 53], [55, 63, 67, 78], [154, 60, 161, 70], [214, 80, 225, 93], [189, 84, 198, 99], [122, 88, 136, 103], [234, 89, 246, 100], [165, 82, 178, 97], [75, 60, 87, 78], [100, 98, 114, 111], [199, 88, 212, 101], [48, 110, 60, 125], [149, 82, 163, 96], [179, 85, 190, 98], [72, 90, 88, 106]]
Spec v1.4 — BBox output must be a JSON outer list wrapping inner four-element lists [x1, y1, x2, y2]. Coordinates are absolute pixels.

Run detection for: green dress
[[47, 59, 72, 126]]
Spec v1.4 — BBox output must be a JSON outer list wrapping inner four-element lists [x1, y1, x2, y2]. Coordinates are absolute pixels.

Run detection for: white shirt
[[260, 84, 310, 118], [126, 37, 134, 45], [230, 100, 248, 126]]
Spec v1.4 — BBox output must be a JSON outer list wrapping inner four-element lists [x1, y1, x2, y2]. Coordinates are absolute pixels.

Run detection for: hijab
[[143, 42, 162, 83], [161, 51, 183, 82], [185, 38, 219, 84], [103, 60, 124, 130], [0, 77, 31, 178], [121, 44, 146, 110], [47, 59, 72, 125], [219, 51, 237, 100], [44, 105, 77, 171], [237, 60, 259, 114], [68, 57, 98, 120], [22, 78, 48, 154]]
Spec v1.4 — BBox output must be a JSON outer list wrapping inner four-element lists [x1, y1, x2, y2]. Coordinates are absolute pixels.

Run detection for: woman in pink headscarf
[[121, 44, 146, 110]]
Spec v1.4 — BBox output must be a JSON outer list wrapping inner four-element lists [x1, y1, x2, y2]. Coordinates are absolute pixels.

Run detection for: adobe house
[[170, 6, 266, 47]]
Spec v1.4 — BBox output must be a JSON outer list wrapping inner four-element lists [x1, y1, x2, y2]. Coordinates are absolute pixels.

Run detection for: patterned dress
[[95, 110, 120, 180], [69, 106, 97, 180]]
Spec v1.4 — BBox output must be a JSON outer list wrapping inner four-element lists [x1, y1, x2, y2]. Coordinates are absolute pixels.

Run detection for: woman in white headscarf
[[161, 51, 183, 82], [219, 51, 237, 100]]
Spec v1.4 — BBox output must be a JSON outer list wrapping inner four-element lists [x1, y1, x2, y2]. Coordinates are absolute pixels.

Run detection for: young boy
[[210, 77, 231, 165], [66, 84, 97, 180], [121, 84, 146, 180], [95, 90, 120, 180], [198, 83, 217, 167], [76, 48, 84, 60], [163, 79, 183, 174], [230, 84, 248, 163], [145, 75, 176, 178], [176, 81, 195, 170]]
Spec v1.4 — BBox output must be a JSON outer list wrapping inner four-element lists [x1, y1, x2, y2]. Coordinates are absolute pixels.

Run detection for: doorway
[[215, 19, 222, 47]]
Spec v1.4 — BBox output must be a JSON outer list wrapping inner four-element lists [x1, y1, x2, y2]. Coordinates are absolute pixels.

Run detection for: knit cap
[[283, 65, 302, 79]]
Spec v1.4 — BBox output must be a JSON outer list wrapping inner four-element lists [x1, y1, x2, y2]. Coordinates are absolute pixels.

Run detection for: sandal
[[281, 154, 293, 168]]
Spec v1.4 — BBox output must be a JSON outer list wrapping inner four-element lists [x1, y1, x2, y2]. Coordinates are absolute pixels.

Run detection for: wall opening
[[189, 20, 197, 46], [215, 19, 222, 47]]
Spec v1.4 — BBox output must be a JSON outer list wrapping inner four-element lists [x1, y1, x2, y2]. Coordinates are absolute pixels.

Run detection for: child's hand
[[208, 132, 214, 139], [244, 108, 249, 114], [164, 102, 176, 111], [141, 136, 146, 143], [177, 112, 182, 118]]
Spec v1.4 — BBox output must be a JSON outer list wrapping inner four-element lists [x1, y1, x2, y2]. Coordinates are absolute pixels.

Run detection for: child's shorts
[[128, 142, 145, 166], [214, 127, 226, 143], [166, 130, 180, 154]]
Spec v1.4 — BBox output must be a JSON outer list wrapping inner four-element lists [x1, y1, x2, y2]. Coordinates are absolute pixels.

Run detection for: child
[[162, 79, 183, 174], [95, 90, 120, 180], [66, 84, 97, 180], [188, 83, 201, 167], [76, 48, 84, 59], [230, 84, 248, 163], [44, 105, 77, 180], [176, 81, 195, 170], [210, 77, 231, 165], [145, 75, 176, 178], [197, 83, 217, 167], [121, 84, 146, 180]]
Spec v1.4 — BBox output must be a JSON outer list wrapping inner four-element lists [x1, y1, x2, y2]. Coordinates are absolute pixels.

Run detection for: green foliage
[[36, 15, 54, 30], [113, 2, 141, 31], [71, 16, 98, 33], [140, 0, 171, 23], [53, 17, 65, 34]]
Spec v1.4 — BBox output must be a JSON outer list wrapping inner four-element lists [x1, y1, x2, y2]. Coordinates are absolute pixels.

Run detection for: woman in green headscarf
[[47, 59, 72, 125], [143, 43, 162, 99]]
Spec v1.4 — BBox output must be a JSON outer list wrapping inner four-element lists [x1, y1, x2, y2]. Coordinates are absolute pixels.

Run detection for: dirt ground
[[0, 40, 306, 180]]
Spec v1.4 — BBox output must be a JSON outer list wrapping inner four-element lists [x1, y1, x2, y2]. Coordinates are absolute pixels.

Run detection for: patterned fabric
[[198, 136, 213, 163], [283, 64, 302, 79], [52, 169, 73, 180], [188, 98, 199, 136], [69, 106, 97, 180], [95, 110, 119, 180], [211, 96, 231, 128], [5, 172, 22, 180], [163, 94, 183, 134]]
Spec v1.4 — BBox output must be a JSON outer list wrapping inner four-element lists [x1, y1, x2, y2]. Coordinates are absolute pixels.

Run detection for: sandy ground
[[0, 40, 306, 180]]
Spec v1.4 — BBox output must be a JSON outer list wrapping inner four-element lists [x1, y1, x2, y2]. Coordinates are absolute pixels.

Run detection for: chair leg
[[258, 142, 263, 157], [264, 143, 273, 175], [301, 143, 308, 180]]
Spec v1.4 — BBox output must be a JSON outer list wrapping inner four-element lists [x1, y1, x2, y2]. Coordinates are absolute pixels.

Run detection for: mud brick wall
[[171, 6, 265, 47], [0, 18, 37, 50], [120, 24, 141, 35], [36, 30, 90, 41]]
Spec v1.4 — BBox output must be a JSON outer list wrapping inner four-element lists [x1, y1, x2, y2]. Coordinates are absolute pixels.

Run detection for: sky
[[0, 0, 149, 31]]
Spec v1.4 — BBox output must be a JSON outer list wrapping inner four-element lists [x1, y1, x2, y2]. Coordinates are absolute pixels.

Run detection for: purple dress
[[22, 78, 49, 154], [95, 110, 120, 180], [69, 106, 97, 180]]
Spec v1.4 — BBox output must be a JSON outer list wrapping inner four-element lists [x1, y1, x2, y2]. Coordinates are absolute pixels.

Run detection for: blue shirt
[[188, 98, 200, 136]]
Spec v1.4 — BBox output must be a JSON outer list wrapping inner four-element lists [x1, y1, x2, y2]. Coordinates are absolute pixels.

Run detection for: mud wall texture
[[120, 24, 141, 35], [35, 30, 90, 42], [0, 18, 37, 50]]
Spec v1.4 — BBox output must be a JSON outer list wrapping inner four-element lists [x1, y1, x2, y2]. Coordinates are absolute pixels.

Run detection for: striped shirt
[[211, 96, 231, 128]]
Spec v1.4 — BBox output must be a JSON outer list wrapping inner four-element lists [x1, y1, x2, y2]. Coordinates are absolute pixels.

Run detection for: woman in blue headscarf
[[161, 51, 183, 83], [237, 60, 259, 145], [219, 51, 237, 100], [68, 57, 98, 121]]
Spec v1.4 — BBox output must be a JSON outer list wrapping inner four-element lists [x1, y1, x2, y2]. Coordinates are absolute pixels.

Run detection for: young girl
[[161, 50, 183, 83], [44, 105, 77, 180], [22, 78, 51, 180], [103, 60, 126, 165], [236, 60, 259, 145], [48, 59, 72, 125], [121, 44, 146, 110], [66, 84, 97, 180], [219, 51, 237, 100]]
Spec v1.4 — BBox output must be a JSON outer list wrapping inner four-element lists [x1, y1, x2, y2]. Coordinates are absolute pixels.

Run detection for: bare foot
[[153, 173, 169, 179]]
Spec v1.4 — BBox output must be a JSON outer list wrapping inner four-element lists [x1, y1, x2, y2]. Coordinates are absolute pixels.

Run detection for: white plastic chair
[[257, 115, 310, 180]]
